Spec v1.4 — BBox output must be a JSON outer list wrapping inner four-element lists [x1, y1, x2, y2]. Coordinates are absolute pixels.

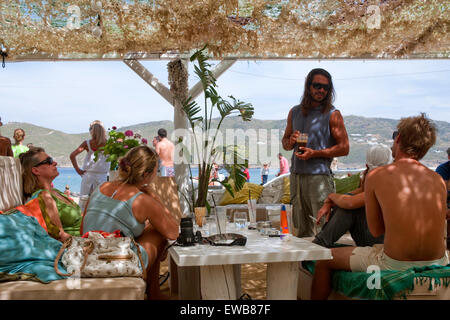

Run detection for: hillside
[[2, 115, 449, 169]]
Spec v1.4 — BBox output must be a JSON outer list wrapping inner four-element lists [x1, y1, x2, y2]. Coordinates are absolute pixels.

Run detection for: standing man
[[311, 114, 449, 299], [282, 68, 349, 238], [276, 153, 289, 177], [0, 116, 13, 157], [155, 128, 175, 177]]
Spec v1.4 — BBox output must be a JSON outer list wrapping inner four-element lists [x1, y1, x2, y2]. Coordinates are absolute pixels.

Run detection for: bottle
[[280, 205, 289, 239]]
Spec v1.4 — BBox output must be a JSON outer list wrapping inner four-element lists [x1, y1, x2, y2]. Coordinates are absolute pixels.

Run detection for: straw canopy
[[1, 0, 448, 61]]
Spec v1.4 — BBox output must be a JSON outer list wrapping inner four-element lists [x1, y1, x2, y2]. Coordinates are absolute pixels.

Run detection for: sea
[[54, 167, 281, 194]]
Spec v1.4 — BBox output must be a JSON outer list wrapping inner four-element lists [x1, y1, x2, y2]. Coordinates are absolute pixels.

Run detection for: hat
[[366, 145, 392, 171]]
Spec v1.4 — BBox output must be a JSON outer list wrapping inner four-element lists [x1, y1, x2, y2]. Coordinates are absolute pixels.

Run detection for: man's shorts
[[160, 165, 175, 177], [350, 244, 450, 272]]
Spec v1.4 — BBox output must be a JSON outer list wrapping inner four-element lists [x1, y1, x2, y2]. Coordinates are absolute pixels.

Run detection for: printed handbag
[[54, 231, 146, 279]]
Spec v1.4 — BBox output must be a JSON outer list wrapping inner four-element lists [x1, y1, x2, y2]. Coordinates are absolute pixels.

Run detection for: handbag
[[54, 231, 146, 280]]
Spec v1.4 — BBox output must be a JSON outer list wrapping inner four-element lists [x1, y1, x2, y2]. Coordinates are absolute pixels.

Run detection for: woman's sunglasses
[[34, 156, 54, 167], [311, 82, 331, 91], [392, 131, 399, 140]]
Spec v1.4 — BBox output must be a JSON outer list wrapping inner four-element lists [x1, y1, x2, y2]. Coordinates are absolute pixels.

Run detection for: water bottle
[[280, 204, 289, 240]]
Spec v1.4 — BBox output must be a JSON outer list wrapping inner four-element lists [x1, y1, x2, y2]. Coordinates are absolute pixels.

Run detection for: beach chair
[[0, 156, 181, 300]]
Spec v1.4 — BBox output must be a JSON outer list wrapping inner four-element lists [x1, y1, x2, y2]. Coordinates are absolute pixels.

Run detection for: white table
[[168, 226, 331, 300]]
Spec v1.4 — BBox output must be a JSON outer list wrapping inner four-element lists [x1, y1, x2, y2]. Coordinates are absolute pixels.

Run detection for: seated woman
[[82, 145, 179, 300], [312, 145, 392, 248], [20, 147, 82, 242]]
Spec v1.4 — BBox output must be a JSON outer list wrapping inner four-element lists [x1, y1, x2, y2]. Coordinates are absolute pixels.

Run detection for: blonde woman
[[70, 120, 108, 201], [12, 128, 29, 158], [20, 147, 82, 242], [82, 145, 179, 300]]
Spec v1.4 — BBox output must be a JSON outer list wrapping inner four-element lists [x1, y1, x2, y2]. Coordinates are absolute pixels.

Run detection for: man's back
[[156, 138, 174, 167], [366, 159, 447, 261]]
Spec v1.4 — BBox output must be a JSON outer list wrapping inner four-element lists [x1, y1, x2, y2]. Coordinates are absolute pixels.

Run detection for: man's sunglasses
[[311, 82, 331, 91], [34, 156, 54, 167], [392, 131, 399, 140]]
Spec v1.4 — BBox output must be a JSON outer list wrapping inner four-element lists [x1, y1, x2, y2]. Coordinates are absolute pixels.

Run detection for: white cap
[[366, 145, 392, 171]]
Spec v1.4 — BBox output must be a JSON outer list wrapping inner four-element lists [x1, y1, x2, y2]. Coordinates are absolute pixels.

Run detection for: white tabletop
[[169, 227, 332, 267]]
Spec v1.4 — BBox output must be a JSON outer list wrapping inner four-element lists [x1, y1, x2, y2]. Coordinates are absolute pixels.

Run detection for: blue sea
[[54, 167, 280, 194]]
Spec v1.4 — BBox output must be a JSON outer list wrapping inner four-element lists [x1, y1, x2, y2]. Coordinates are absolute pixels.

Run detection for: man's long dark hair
[[299, 68, 335, 116]]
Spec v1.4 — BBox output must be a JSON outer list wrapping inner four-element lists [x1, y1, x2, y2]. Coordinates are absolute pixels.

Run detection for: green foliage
[[182, 46, 254, 210], [94, 128, 144, 171]]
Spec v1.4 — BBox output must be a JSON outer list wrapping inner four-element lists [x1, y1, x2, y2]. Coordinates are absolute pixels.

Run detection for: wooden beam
[[123, 58, 175, 107]]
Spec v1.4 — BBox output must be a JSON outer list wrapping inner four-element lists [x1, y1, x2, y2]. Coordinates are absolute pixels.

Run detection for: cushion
[[334, 173, 361, 194], [219, 181, 264, 205], [0, 156, 23, 212], [280, 176, 290, 204]]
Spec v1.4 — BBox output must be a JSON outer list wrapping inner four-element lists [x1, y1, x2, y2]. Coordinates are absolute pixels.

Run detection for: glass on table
[[234, 211, 248, 230]]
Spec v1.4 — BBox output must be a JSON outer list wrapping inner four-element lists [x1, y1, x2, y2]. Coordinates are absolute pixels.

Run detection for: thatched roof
[[1, 0, 448, 61]]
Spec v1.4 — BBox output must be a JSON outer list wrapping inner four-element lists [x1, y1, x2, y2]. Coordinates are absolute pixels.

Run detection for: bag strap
[[54, 237, 94, 277], [131, 238, 147, 281]]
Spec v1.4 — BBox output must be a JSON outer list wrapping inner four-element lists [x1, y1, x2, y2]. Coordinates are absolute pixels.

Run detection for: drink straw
[[211, 194, 223, 235]]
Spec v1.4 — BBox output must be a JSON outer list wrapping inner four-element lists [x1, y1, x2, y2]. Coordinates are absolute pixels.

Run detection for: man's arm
[[281, 109, 299, 151], [328, 191, 364, 210], [364, 169, 385, 238], [296, 110, 350, 160]]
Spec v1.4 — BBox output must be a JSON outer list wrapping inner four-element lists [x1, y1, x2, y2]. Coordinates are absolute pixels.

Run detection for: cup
[[194, 207, 207, 227], [213, 206, 227, 234], [234, 212, 248, 230], [296, 133, 308, 154], [205, 216, 217, 236], [247, 199, 257, 224]]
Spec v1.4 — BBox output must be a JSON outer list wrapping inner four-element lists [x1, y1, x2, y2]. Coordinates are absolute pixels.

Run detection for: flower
[[94, 127, 149, 170]]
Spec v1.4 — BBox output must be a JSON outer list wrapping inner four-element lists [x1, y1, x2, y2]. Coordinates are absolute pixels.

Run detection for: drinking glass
[[234, 212, 248, 230], [296, 133, 308, 154], [247, 199, 257, 224], [213, 206, 227, 234]]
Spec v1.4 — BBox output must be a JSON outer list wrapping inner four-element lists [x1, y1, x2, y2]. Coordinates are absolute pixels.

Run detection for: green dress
[[31, 189, 82, 236], [12, 145, 29, 158]]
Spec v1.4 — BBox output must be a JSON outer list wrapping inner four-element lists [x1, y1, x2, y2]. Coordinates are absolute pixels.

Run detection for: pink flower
[[117, 138, 123, 143], [124, 130, 133, 137], [141, 138, 148, 145], [124, 145, 129, 149], [112, 126, 117, 130]]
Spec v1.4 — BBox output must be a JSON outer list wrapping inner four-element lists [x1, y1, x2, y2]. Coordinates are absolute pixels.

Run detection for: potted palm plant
[[181, 46, 254, 213]]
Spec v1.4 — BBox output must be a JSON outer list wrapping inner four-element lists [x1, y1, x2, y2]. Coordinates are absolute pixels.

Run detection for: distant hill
[[2, 115, 449, 169]]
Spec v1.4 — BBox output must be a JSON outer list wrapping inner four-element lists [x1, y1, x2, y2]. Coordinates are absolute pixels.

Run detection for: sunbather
[[311, 113, 449, 300], [20, 147, 82, 242], [312, 145, 392, 248], [82, 145, 179, 300]]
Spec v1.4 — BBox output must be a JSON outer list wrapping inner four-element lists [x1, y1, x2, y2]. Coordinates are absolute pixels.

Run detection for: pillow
[[280, 176, 291, 204], [219, 181, 264, 205], [334, 173, 361, 194]]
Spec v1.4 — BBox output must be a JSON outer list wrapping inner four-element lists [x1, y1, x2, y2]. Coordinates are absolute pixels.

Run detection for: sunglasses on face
[[311, 82, 330, 91], [392, 131, 399, 140], [34, 156, 54, 167]]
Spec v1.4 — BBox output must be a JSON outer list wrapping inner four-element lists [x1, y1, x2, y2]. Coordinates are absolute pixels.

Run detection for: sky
[[0, 59, 449, 134]]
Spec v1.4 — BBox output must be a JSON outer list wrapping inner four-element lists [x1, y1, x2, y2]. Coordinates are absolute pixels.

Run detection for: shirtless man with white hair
[[311, 113, 449, 300]]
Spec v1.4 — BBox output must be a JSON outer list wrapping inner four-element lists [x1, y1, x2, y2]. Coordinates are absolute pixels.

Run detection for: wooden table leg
[[266, 261, 299, 300], [200, 265, 238, 300], [177, 266, 201, 300]]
